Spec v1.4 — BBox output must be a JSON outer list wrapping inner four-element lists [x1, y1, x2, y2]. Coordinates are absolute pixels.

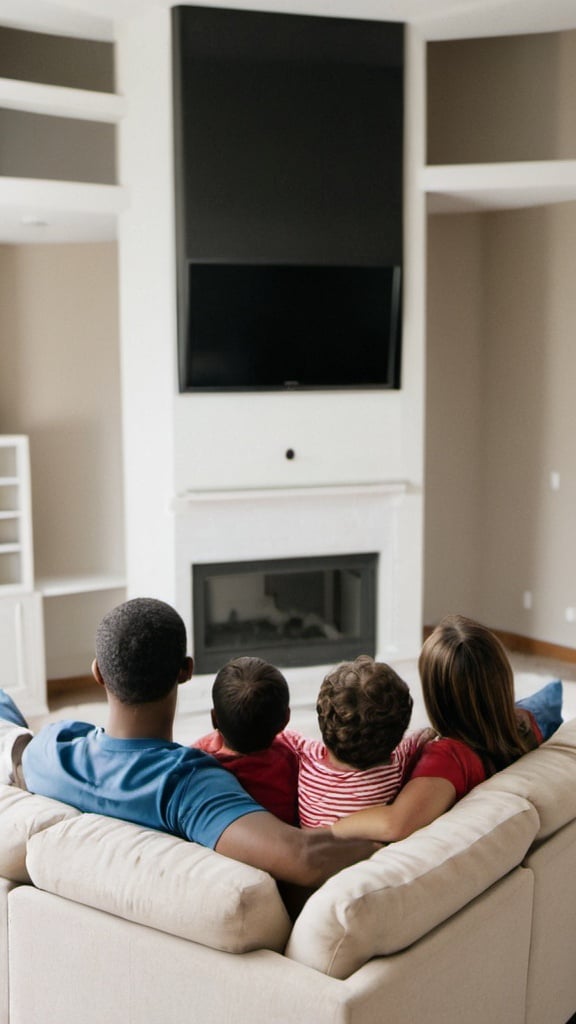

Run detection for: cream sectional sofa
[[2, 718, 576, 1024]]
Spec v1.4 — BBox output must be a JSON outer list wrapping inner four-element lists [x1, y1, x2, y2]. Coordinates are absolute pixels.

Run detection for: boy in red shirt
[[194, 657, 299, 825]]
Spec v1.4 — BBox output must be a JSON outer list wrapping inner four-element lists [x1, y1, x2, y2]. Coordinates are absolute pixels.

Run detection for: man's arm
[[215, 810, 379, 887], [330, 777, 457, 843]]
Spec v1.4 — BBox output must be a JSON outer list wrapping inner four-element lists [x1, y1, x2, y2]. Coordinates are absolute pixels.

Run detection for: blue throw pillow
[[516, 680, 563, 741]]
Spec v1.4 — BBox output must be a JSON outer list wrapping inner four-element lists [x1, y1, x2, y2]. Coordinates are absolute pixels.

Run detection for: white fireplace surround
[[115, 15, 426, 718], [172, 482, 415, 713]]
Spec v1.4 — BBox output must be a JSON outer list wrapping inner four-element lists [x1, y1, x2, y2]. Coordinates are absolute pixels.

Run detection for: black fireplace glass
[[192, 554, 377, 674]]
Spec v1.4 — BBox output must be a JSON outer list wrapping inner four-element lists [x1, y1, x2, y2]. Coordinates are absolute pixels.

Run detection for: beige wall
[[424, 214, 485, 624], [0, 242, 124, 676], [424, 30, 576, 648], [427, 31, 576, 164], [478, 202, 576, 643], [424, 203, 576, 647]]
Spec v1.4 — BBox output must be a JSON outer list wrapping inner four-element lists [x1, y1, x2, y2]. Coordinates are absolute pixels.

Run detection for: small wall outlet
[[565, 607, 576, 623], [550, 471, 561, 491], [523, 590, 533, 610]]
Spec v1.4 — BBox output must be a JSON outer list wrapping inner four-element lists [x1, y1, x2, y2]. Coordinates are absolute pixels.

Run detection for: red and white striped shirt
[[283, 728, 429, 828]]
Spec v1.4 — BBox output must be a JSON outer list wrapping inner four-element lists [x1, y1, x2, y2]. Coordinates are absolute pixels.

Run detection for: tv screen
[[181, 262, 402, 391]]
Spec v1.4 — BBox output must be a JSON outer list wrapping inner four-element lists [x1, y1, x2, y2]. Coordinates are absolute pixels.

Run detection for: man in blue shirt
[[2, 597, 376, 887]]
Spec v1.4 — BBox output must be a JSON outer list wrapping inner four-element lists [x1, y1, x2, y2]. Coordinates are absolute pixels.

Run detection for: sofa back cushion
[[0, 783, 80, 882], [285, 789, 538, 979], [478, 717, 576, 839], [26, 812, 291, 954]]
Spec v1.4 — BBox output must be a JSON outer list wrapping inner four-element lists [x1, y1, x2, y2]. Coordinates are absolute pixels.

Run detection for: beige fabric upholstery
[[26, 812, 291, 954], [8, 868, 534, 1024], [524, 818, 576, 1024], [478, 717, 576, 839], [0, 783, 79, 883], [9, 888, 347, 1024], [0, 878, 17, 1024], [342, 867, 534, 1024], [285, 789, 538, 979]]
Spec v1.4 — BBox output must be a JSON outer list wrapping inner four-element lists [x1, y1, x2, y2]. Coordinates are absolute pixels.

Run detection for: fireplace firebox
[[192, 554, 377, 674]]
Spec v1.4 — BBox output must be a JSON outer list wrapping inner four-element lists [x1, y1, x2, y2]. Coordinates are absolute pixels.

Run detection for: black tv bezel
[[178, 261, 403, 394]]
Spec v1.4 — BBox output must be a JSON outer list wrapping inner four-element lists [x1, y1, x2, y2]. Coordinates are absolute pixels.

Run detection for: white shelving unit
[[0, 436, 34, 593], [423, 160, 576, 214], [0, 26, 127, 686], [37, 574, 127, 598], [0, 438, 46, 714], [0, 74, 128, 244]]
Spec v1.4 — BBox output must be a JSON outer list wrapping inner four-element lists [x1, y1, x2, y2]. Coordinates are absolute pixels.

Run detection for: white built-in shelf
[[0, 77, 125, 123], [0, 72, 127, 243], [0, 177, 128, 244], [423, 160, 576, 214], [37, 573, 127, 598]]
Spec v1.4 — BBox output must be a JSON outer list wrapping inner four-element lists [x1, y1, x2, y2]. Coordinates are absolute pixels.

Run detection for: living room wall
[[0, 242, 124, 676], [424, 203, 576, 649], [424, 29, 576, 650]]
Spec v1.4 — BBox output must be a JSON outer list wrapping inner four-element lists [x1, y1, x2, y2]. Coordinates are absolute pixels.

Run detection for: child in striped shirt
[[195, 655, 432, 828], [284, 656, 431, 828]]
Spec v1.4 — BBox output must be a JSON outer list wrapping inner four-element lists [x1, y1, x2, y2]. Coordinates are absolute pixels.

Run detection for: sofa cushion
[[0, 782, 80, 883], [25, 812, 291, 954], [478, 717, 576, 839], [285, 789, 538, 979]]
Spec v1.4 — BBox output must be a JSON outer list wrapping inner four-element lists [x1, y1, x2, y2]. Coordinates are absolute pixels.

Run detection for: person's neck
[[105, 691, 177, 742], [325, 748, 355, 772], [325, 748, 391, 772]]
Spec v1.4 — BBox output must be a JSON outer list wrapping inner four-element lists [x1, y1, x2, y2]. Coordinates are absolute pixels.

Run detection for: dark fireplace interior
[[193, 554, 377, 673]]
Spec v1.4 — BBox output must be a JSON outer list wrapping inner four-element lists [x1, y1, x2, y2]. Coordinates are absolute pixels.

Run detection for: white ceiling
[[2, 0, 576, 42]]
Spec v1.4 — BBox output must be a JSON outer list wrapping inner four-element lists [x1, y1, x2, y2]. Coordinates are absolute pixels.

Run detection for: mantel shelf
[[0, 177, 129, 244], [0, 77, 125, 123], [423, 160, 576, 213], [172, 481, 411, 513]]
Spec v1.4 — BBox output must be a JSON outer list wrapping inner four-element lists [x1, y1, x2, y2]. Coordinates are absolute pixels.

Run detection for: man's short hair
[[95, 598, 188, 704], [212, 657, 290, 754], [317, 655, 413, 770]]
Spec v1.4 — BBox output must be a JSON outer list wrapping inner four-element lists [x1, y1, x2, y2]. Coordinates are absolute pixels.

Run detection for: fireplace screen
[[192, 553, 377, 673]]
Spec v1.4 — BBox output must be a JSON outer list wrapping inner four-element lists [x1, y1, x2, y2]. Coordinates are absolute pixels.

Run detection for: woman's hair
[[317, 655, 413, 770], [419, 614, 531, 773], [212, 657, 290, 754]]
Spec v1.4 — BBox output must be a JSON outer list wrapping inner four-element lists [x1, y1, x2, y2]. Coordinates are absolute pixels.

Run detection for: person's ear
[[92, 659, 105, 688], [178, 656, 194, 684], [210, 708, 218, 730]]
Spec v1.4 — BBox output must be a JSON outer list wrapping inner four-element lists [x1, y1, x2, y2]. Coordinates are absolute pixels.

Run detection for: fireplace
[[171, 481, 414, 711], [192, 553, 377, 674]]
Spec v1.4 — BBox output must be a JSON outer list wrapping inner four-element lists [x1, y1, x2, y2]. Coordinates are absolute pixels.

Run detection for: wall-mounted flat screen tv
[[180, 262, 402, 391]]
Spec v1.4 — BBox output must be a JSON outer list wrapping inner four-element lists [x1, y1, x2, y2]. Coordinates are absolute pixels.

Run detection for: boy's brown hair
[[212, 656, 290, 754], [316, 655, 413, 770]]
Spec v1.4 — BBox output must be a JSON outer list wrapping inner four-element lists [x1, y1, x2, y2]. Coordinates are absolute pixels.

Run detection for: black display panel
[[172, 6, 404, 393], [182, 262, 401, 391]]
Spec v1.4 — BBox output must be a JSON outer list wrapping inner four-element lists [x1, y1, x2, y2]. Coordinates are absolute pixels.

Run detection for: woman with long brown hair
[[332, 614, 539, 842]]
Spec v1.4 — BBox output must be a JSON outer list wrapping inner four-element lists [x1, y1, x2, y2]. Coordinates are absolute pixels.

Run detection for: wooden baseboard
[[493, 630, 576, 664], [423, 626, 576, 665], [47, 675, 94, 698]]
